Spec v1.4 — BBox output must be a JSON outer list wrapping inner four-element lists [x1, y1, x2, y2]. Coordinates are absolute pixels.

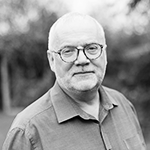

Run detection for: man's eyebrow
[[60, 45, 76, 49], [60, 43, 97, 49]]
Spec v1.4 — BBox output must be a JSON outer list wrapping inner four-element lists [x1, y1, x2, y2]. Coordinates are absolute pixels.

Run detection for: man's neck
[[76, 93, 100, 120], [64, 88, 100, 120]]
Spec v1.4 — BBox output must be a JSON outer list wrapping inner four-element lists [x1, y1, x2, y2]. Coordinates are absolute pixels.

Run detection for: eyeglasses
[[51, 43, 104, 63]]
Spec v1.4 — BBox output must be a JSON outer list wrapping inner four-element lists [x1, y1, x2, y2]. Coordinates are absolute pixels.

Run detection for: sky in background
[[0, 0, 149, 35], [61, 0, 129, 14], [60, 0, 149, 34], [38, 0, 149, 34]]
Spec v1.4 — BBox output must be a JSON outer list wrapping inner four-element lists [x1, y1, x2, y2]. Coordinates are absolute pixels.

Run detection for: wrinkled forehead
[[48, 13, 105, 49]]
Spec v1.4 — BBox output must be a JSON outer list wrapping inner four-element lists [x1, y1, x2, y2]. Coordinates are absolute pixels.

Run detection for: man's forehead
[[48, 13, 105, 49], [54, 13, 102, 33]]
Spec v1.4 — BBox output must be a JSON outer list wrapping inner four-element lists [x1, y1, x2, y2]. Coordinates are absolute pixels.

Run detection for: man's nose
[[74, 49, 90, 66]]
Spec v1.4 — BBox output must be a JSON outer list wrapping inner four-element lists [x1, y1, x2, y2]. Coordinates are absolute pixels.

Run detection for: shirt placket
[[99, 106, 113, 150]]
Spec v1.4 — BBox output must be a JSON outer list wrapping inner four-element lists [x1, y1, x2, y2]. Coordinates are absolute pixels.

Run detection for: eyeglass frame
[[49, 43, 105, 63]]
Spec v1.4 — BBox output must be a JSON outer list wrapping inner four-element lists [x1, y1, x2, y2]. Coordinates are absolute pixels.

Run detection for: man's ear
[[103, 45, 108, 65], [47, 50, 55, 72]]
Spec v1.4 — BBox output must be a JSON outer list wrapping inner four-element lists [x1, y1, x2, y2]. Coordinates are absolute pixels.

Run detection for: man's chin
[[71, 82, 99, 92]]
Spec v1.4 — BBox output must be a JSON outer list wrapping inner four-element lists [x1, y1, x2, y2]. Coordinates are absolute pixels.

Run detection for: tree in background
[[0, 0, 59, 112]]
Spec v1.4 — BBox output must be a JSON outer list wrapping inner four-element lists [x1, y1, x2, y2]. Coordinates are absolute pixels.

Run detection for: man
[[3, 12, 146, 150]]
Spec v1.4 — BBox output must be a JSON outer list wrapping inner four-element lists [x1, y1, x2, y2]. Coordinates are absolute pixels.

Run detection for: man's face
[[48, 19, 107, 93]]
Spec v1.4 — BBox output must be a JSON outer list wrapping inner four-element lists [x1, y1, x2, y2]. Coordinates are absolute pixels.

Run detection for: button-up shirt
[[2, 82, 146, 150]]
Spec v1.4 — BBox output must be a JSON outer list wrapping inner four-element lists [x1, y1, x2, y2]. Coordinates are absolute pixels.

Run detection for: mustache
[[69, 66, 95, 76], [73, 70, 95, 76]]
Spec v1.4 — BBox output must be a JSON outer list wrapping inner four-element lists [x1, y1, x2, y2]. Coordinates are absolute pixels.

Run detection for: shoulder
[[10, 89, 53, 131], [102, 86, 135, 111], [102, 86, 140, 126], [103, 86, 125, 99]]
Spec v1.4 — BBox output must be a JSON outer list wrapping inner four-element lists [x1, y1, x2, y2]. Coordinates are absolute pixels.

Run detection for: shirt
[[2, 82, 147, 150]]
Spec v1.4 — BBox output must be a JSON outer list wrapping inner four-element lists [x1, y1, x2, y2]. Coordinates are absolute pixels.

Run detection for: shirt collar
[[100, 85, 118, 110], [50, 82, 118, 124], [50, 82, 93, 123]]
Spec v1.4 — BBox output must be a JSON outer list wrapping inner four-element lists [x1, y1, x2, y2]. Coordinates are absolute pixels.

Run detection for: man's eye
[[85, 44, 100, 55], [88, 44, 99, 50], [61, 48, 75, 56]]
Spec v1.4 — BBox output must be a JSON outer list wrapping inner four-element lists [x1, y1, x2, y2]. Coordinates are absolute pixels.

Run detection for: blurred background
[[0, 0, 150, 148]]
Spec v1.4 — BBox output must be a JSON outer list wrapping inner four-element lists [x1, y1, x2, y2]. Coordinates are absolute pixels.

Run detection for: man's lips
[[73, 71, 94, 76]]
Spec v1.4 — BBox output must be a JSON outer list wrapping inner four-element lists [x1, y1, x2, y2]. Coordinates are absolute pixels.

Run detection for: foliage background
[[0, 0, 150, 146]]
